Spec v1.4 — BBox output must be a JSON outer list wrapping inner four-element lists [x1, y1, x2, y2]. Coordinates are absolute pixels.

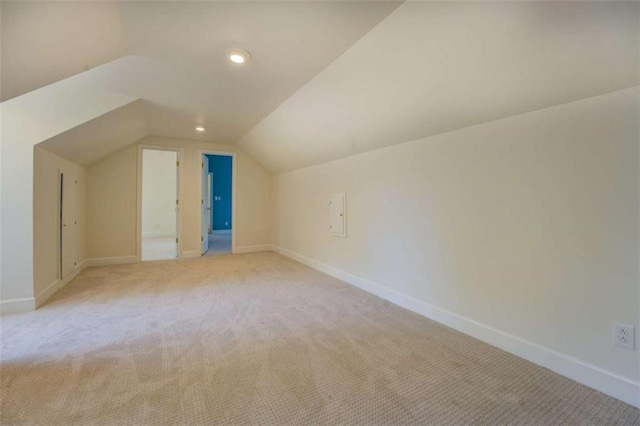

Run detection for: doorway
[[140, 148, 179, 261], [201, 153, 233, 255]]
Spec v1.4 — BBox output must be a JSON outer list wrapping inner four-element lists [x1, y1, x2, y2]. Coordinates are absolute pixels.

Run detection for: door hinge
[[177, 161, 180, 167], [201, 236, 204, 242], [201, 199, 204, 205], [176, 238, 179, 243], [176, 199, 179, 205], [201, 162, 204, 168]]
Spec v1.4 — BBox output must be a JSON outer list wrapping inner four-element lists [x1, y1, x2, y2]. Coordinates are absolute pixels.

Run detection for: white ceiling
[[38, 100, 147, 166], [239, 1, 640, 173], [4, 1, 638, 174], [3, 1, 402, 144], [1, 1, 126, 102]]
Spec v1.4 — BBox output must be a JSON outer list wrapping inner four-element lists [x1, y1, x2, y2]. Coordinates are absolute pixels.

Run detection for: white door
[[61, 173, 78, 278], [201, 155, 209, 254], [208, 172, 213, 234]]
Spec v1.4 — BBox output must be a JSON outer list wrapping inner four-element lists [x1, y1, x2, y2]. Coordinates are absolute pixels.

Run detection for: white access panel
[[329, 193, 347, 237]]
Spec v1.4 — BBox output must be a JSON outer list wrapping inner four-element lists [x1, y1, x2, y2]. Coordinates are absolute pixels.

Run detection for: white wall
[[142, 150, 177, 237], [87, 137, 271, 260], [33, 147, 87, 306], [272, 87, 639, 406], [0, 78, 137, 312], [86, 145, 138, 260]]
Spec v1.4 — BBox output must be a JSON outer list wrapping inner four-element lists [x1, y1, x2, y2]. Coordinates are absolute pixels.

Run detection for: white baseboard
[[182, 250, 201, 259], [2, 259, 91, 313], [142, 232, 175, 238], [34, 280, 60, 308], [33, 259, 89, 308], [0, 297, 35, 314], [85, 256, 137, 267], [234, 244, 273, 254], [273, 245, 640, 408]]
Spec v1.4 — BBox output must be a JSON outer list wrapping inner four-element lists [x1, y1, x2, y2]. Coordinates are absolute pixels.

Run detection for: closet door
[[61, 173, 78, 278]]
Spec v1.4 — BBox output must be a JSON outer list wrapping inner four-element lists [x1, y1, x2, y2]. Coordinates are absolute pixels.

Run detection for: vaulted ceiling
[[1, 1, 401, 152], [2, 1, 638, 172]]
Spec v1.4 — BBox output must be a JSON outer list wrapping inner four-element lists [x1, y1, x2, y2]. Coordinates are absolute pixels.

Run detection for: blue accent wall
[[206, 155, 232, 230]]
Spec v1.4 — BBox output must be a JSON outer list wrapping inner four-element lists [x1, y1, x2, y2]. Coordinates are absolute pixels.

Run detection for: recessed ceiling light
[[195, 126, 205, 132], [226, 48, 251, 65]]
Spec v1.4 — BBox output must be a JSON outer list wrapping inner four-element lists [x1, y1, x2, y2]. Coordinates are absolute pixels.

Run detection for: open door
[[208, 172, 213, 234], [201, 155, 209, 254]]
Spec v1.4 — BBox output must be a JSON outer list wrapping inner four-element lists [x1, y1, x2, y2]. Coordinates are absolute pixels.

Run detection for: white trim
[[0, 297, 35, 314], [234, 245, 273, 254], [272, 245, 640, 408], [137, 145, 184, 263], [182, 250, 201, 259], [142, 232, 176, 238], [35, 279, 60, 308], [3, 258, 94, 313], [199, 150, 237, 256], [85, 256, 137, 267]]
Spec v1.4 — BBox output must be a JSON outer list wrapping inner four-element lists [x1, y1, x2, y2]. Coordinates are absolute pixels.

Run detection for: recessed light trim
[[226, 48, 251, 65], [195, 126, 206, 132]]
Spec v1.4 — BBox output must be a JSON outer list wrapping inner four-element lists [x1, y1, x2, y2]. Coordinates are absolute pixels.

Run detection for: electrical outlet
[[613, 323, 635, 350]]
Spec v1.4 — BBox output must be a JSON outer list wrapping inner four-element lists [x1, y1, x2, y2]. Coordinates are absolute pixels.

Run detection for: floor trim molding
[[85, 256, 138, 267], [234, 245, 273, 254], [273, 245, 640, 408], [182, 250, 201, 259], [34, 280, 60, 309], [142, 232, 175, 238], [34, 259, 90, 308], [0, 297, 36, 314]]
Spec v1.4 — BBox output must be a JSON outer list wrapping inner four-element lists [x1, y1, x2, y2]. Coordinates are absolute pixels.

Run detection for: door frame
[[136, 144, 184, 262], [198, 150, 237, 254]]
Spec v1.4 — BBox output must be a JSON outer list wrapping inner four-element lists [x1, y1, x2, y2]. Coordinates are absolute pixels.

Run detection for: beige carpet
[[1, 252, 638, 425]]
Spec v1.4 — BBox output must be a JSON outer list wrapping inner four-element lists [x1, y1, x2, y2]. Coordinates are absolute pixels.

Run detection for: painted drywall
[[87, 145, 138, 260], [207, 155, 232, 230], [0, 77, 138, 309], [272, 88, 639, 401], [142, 150, 177, 237], [33, 147, 87, 303], [87, 137, 270, 259]]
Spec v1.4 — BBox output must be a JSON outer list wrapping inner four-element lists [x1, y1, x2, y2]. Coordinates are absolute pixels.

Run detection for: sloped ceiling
[[239, 1, 640, 174], [2, 1, 402, 149], [4, 1, 638, 174], [37, 100, 147, 167], [1, 1, 126, 101]]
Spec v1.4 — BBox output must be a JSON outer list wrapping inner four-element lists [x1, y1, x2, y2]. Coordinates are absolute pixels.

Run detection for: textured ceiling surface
[[3, 1, 638, 173]]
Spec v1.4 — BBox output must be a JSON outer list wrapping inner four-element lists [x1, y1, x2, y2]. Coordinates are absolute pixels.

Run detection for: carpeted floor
[[1, 252, 638, 425]]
